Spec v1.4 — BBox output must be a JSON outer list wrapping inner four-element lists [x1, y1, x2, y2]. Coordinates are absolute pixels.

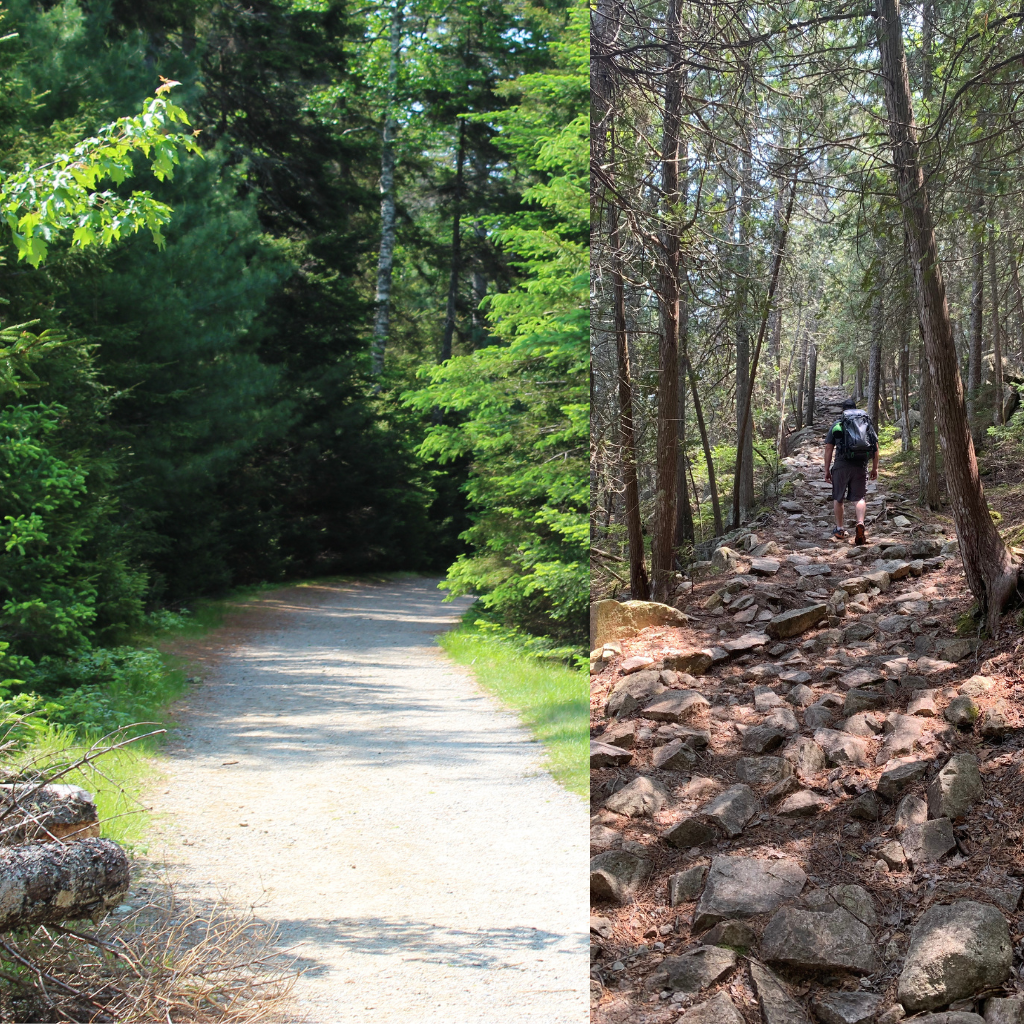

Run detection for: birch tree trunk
[[370, 5, 403, 375], [876, 0, 1018, 632]]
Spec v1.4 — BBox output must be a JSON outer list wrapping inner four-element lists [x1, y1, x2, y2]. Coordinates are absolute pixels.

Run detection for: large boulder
[[898, 901, 1012, 1012], [693, 855, 806, 930], [766, 604, 828, 640], [641, 945, 736, 996], [761, 905, 878, 973], [590, 849, 649, 904], [591, 599, 688, 648], [927, 754, 983, 821]]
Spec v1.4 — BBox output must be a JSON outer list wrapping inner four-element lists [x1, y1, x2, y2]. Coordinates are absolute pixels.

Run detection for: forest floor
[[143, 576, 587, 1024], [590, 385, 1024, 1023]]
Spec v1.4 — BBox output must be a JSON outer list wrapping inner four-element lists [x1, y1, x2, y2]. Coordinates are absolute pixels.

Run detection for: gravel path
[[148, 577, 587, 1023]]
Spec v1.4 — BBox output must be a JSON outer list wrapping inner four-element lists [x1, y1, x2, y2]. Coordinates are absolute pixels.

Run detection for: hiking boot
[[855, 523, 866, 545], [832, 527, 848, 541]]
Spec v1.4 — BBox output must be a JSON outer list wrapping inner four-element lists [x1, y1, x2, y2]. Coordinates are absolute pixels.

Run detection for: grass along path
[[438, 623, 588, 797]]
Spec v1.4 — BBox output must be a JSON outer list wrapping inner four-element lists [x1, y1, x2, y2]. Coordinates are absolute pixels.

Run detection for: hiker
[[823, 397, 879, 545]]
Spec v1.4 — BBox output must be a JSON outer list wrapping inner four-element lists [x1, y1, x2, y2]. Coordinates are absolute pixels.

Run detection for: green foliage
[[1, 91, 200, 266], [408, 1, 587, 641]]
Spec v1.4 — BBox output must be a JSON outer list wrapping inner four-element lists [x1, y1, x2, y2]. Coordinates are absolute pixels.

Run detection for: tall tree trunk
[[989, 202, 1004, 426], [732, 177, 797, 530], [675, 269, 694, 547], [1006, 224, 1024, 361], [440, 118, 467, 362], [795, 332, 807, 430], [470, 221, 489, 348], [734, 111, 755, 521], [918, 341, 940, 508], [686, 355, 723, 536], [804, 343, 817, 425], [876, 0, 1017, 633], [612, 211, 649, 600], [370, 5, 403, 375], [967, 194, 984, 432], [652, 0, 681, 599], [900, 332, 912, 451], [867, 288, 882, 424]]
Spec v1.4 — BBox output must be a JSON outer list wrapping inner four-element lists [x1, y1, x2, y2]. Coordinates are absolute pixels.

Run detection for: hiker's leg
[[834, 500, 844, 528], [855, 498, 866, 525]]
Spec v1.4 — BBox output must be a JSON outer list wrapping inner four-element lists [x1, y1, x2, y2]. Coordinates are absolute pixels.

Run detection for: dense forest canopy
[[592, 0, 1024, 627], [0, 0, 586, 716]]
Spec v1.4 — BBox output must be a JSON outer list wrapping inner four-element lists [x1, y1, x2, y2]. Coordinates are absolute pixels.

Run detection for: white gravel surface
[[147, 577, 587, 1023]]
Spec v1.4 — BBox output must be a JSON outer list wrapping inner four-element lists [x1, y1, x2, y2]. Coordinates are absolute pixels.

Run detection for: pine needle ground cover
[[438, 620, 588, 797]]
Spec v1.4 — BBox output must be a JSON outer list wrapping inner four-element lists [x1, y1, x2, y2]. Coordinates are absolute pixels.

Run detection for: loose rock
[[945, 694, 981, 729], [644, 689, 711, 723], [894, 793, 928, 834], [677, 991, 745, 1024], [693, 855, 806, 930], [590, 849, 649, 904], [783, 735, 827, 776], [766, 604, 828, 639], [641, 944, 737, 996], [927, 754, 983, 821], [735, 756, 792, 786], [761, 904, 878, 973], [669, 863, 708, 906], [701, 919, 758, 950], [812, 990, 882, 1024], [900, 817, 956, 867], [605, 671, 666, 718], [652, 740, 698, 771], [898, 900, 1012, 1012], [748, 960, 813, 1024], [777, 790, 828, 817], [590, 741, 633, 768], [814, 728, 870, 766], [604, 776, 672, 817], [877, 757, 929, 801]]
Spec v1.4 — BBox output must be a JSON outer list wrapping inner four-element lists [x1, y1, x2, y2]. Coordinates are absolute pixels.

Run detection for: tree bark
[[735, 117, 755, 520], [876, 0, 1018, 632], [918, 340, 940, 508], [675, 268, 694, 547], [1006, 224, 1024, 361], [967, 193, 984, 432], [370, 5, 403, 375], [652, 0, 681, 599], [685, 353, 723, 537], [440, 117, 466, 363], [900, 333, 912, 452], [989, 201, 1004, 426], [795, 332, 807, 430], [804, 343, 817, 426], [867, 294, 882, 424], [0, 837, 129, 931]]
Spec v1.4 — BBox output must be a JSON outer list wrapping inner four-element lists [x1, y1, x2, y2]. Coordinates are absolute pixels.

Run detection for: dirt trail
[[591, 387, 1024, 1022], [147, 576, 588, 1024]]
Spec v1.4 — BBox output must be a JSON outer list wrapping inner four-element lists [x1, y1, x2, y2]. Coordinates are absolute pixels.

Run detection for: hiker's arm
[[870, 449, 879, 480], [824, 444, 833, 482]]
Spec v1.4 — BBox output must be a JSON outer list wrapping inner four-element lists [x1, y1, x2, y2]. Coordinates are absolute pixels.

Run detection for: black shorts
[[831, 458, 868, 502]]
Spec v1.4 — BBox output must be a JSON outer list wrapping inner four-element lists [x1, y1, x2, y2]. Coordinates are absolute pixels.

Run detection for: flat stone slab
[[795, 563, 832, 577], [766, 604, 827, 640], [777, 790, 828, 817], [899, 900, 1012, 1013], [590, 741, 633, 768], [701, 784, 757, 837], [741, 724, 787, 754], [750, 557, 782, 575], [643, 689, 710, 722], [840, 666, 884, 689], [762, 905, 878, 973], [641, 945, 736, 997], [693, 855, 806, 930], [721, 632, 770, 654], [659, 647, 714, 675]]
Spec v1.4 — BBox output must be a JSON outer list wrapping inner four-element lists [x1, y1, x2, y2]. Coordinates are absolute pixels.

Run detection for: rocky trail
[[590, 385, 1024, 1024], [146, 577, 588, 1024]]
